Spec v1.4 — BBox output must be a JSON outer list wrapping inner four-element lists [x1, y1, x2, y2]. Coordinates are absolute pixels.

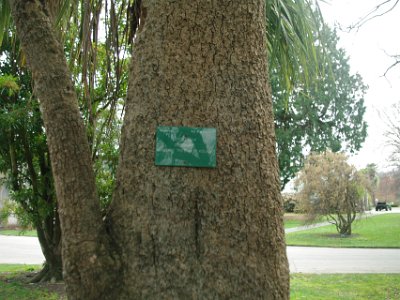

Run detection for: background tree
[[0, 36, 62, 282], [295, 151, 368, 236], [10, 1, 289, 299], [376, 170, 400, 205], [379, 101, 400, 205], [383, 102, 400, 169], [360, 163, 379, 207], [273, 19, 368, 189]]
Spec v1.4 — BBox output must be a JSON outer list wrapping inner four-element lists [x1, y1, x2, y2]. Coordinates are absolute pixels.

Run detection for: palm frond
[[267, 0, 327, 95], [56, 0, 75, 27], [0, 0, 11, 47]]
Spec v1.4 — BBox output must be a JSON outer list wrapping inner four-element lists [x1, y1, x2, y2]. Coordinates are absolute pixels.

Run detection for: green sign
[[155, 126, 217, 168]]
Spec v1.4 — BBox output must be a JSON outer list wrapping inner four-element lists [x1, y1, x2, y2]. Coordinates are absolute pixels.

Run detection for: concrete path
[[285, 221, 331, 233], [0, 235, 45, 264]]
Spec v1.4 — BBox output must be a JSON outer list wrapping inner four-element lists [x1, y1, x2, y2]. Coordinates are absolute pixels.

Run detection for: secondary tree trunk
[[10, 1, 120, 299], [30, 209, 63, 283], [110, 1, 289, 298]]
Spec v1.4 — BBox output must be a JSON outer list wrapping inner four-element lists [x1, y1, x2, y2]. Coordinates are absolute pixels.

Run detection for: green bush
[[284, 199, 296, 213]]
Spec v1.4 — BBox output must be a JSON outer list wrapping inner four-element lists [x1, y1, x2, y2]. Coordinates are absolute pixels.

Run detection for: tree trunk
[[30, 210, 63, 283], [339, 223, 352, 236], [110, 1, 289, 299], [10, 1, 120, 299]]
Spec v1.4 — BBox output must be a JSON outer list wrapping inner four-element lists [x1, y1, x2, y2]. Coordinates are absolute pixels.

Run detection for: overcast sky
[[319, 0, 400, 172]]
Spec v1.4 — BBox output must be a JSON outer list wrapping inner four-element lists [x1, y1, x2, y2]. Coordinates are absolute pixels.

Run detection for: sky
[[319, 0, 400, 172]]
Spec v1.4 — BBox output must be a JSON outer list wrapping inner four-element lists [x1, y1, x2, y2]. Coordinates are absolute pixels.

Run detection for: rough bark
[[10, 1, 120, 299], [110, 1, 289, 299], [12, 0, 289, 298]]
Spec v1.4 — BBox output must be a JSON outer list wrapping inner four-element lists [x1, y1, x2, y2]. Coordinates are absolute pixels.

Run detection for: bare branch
[[343, 0, 400, 32], [383, 60, 400, 77], [381, 102, 400, 169]]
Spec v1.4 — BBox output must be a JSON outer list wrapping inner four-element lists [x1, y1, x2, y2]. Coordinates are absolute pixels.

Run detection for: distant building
[[0, 184, 8, 210], [0, 183, 17, 227]]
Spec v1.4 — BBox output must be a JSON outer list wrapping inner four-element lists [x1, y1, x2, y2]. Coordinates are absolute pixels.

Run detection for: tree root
[[29, 263, 63, 283]]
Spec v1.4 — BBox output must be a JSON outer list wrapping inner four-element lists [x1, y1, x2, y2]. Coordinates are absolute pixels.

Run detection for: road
[[287, 246, 400, 273], [285, 208, 400, 272], [1, 235, 400, 273]]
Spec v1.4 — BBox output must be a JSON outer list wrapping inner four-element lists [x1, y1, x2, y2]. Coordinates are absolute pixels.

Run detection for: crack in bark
[[194, 191, 202, 260], [150, 233, 158, 275]]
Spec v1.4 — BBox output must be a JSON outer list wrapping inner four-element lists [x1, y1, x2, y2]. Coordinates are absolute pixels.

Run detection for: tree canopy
[[273, 20, 367, 189]]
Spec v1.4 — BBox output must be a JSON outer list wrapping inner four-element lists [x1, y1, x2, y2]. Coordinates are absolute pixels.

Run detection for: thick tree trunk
[[10, 1, 120, 299], [110, 1, 289, 299], [12, 0, 289, 298]]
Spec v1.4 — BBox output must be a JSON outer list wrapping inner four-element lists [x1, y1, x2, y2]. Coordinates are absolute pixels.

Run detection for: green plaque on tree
[[155, 126, 217, 168]]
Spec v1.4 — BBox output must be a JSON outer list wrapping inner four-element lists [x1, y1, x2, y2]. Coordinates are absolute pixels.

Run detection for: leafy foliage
[[273, 20, 367, 189], [0, 32, 55, 227], [295, 151, 368, 236], [0, 1, 129, 217]]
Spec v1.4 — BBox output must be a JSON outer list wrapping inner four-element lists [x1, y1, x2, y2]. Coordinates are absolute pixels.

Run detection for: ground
[[0, 271, 66, 299]]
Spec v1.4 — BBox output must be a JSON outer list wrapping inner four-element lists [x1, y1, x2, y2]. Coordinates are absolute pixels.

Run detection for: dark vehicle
[[375, 202, 392, 211]]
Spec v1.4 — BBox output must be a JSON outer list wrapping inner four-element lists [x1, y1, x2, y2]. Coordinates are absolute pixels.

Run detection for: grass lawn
[[0, 265, 63, 300], [283, 213, 324, 229], [291, 274, 400, 300], [0, 264, 40, 273], [0, 229, 37, 237], [284, 213, 307, 229], [0, 281, 60, 300], [286, 214, 400, 248], [285, 219, 304, 228]]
